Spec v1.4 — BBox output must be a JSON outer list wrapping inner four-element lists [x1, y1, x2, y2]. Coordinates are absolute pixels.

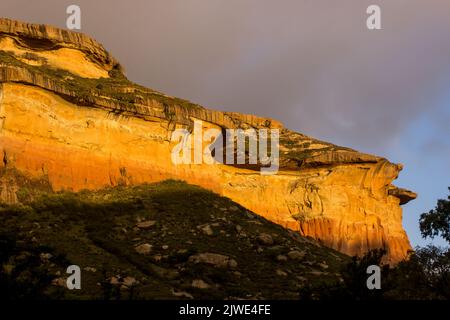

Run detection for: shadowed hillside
[[0, 175, 347, 300]]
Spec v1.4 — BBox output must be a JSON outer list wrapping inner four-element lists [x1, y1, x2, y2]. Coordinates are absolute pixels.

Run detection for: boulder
[[135, 243, 152, 255], [189, 253, 238, 269]]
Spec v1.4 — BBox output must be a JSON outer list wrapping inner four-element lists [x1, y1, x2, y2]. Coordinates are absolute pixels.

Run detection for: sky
[[1, 0, 449, 247]]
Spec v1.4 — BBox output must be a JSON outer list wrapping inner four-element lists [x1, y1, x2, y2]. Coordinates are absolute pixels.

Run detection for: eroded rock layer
[[0, 18, 416, 262]]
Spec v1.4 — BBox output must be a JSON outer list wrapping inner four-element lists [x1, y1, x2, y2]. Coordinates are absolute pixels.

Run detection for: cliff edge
[[0, 18, 416, 263]]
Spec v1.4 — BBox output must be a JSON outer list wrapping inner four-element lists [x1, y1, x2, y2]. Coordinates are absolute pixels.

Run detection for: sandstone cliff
[[0, 18, 416, 262]]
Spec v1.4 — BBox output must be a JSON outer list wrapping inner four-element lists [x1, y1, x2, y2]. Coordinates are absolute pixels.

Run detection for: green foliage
[[299, 249, 388, 300], [420, 187, 450, 243], [392, 246, 450, 299], [299, 187, 450, 300], [0, 180, 346, 300], [0, 49, 203, 118], [19, 52, 47, 63], [0, 232, 65, 300]]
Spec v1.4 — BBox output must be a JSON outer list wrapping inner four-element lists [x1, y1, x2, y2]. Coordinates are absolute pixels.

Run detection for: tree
[[299, 187, 450, 300], [388, 187, 450, 299], [419, 187, 450, 243], [299, 249, 389, 300]]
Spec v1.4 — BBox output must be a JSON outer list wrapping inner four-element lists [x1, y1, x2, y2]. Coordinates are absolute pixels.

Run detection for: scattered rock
[[201, 224, 214, 236], [136, 220, 156, 229], [288, 230, 303, 241], [52, 277, 66, 287], [149, 264, 179, 280], [229, 206, 239, 211], [191, 279, 210, 289], [172, 289, 193, 299], [235, 225, 242, 232], [318, 262, 329, 269], [276, 269, 288, 276], [267, 245, 284, 253], [228, 259, 238, 268], [276, 255, 288, 262], [123, 276, 138, 287], [248, 220, 263, 225], [110, 276, 120, 285], [162, 245, 169, 250], [135, 243, 152, 255], [257, 233, 274, 245], [287, 250, 306, 260], [39, 253, 52, 261], [189, 253, 238, 269], [84, 267, 97, 273]]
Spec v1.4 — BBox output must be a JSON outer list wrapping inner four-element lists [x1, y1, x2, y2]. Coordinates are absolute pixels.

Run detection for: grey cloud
[[1, 0, 449, 156]]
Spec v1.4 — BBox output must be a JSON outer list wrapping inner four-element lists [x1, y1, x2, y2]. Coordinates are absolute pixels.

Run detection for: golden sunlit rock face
[[0, 18, 416, 263]]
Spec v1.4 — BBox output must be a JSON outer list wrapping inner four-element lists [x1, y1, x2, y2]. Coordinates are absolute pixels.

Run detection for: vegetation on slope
[[0, 49, 203, 115], [0, 178, 347, 300], [0, 167, 448, 300]]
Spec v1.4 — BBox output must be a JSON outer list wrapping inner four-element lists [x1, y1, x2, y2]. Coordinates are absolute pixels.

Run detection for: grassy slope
[[0, 177, 347, 300]]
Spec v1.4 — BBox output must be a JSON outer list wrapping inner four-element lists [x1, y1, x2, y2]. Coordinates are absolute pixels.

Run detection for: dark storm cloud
[[1, 0, 449, 153]]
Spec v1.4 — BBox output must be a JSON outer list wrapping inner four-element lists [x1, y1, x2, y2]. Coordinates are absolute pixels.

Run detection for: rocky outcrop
[[0, 18, 119, 73], [0, 18, 416, 262]]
